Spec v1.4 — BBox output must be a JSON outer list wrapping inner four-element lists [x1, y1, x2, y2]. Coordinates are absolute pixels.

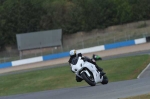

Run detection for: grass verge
[[0, 55, 150, 96], [120, 93, 150, 99]]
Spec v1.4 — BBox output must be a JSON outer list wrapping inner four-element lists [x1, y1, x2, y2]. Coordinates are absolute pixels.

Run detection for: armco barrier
[[104, 40, 135, 50], [12, 56, 43, 66], [0, 62, 12, 68], [0, 38, 147, 69], [43, 52, 69, 61], [135, 38, 147, 44], [77, 45, 105, 54]]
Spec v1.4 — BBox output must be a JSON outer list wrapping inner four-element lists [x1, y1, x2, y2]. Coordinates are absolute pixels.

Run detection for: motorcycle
[[70, 56, 108, 86]]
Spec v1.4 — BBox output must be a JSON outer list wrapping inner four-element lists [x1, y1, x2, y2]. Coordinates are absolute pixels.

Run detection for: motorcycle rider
[[68, 49, 105, 82]]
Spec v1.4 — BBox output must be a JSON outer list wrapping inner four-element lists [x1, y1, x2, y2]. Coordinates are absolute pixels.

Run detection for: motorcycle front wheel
[[81, 72, 96, 86], [101, 75, 108, 84]]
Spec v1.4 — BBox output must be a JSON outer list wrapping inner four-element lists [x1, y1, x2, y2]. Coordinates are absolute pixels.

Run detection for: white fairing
[[71, 57, 103, 83]]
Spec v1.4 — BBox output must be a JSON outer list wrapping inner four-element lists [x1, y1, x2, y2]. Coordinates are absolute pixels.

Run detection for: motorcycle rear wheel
[[81, 72, 96, 86]]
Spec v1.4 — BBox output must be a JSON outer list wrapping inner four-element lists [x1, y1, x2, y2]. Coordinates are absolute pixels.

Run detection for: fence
[[1, 20, 150, 63]]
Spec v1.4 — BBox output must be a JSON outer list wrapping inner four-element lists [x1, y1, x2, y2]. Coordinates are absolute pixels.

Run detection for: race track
[[0, 43, 150, 99], [0, 77, 150, 99]]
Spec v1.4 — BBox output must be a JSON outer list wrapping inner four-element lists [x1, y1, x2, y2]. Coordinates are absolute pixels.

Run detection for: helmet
[[69, 49, 76, 56]]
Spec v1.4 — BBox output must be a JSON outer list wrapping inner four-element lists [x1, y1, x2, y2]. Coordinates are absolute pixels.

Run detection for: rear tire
[[81, 72, 96, 86], [101, 75, 108, 84]]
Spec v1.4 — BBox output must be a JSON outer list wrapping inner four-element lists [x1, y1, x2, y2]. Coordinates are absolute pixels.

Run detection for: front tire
[[101, 75, 108, 84], [81, 72, 96, 86]]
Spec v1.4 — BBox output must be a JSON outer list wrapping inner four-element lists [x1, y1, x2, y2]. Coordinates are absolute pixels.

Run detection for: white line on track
[[137, 63, 150, 79]]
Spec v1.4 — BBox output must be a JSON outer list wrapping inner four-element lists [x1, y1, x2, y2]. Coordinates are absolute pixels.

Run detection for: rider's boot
[[95, 64, 106, 76], [91, 59, 106, 76], [76, 75, 83, 82]]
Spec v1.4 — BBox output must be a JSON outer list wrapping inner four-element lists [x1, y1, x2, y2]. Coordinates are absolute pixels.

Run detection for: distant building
[[16, 29, 62, 56]]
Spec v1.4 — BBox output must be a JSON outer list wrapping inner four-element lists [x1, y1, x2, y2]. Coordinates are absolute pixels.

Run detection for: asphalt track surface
[[0, 50, 150, 99], [0, 77, 150, 99]]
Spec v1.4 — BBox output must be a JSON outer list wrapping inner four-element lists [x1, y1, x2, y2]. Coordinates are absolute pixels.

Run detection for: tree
[[0, 0, 45, 48], [129, 0, 150, 21], [111, 0, 133, 24]]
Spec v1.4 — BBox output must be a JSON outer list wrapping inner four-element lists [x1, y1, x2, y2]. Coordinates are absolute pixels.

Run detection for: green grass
[[0, 55, 150, 96], [102, 55, 150, 82], [120, 93, 150, 99]]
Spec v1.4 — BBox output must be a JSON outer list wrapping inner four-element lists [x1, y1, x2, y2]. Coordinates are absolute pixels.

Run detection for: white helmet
[[69, 49, 76, 56]]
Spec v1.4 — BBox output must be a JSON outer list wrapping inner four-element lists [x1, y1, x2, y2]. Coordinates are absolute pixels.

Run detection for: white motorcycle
[[71, 56, 108, 86]]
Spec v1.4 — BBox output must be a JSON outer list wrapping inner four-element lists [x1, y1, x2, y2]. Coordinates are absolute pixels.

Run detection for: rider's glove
[[78, 53, 82, 57], [81, 57, 86, 62]]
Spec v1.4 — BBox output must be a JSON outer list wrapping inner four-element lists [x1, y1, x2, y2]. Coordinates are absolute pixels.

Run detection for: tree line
[[0, 0, 150, 49]]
